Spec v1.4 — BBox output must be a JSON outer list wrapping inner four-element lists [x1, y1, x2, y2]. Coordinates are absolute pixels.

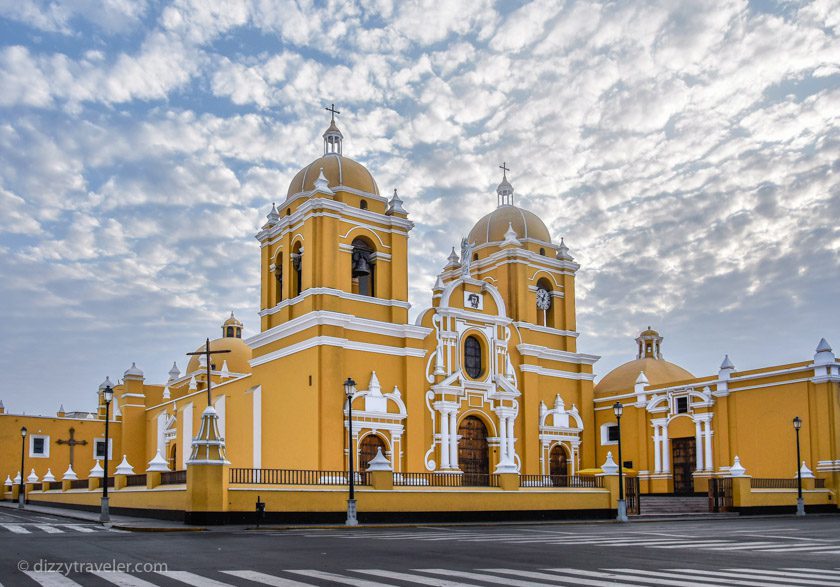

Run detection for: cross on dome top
[[497, 162, 514, 207], [323, 103, 343, 155]]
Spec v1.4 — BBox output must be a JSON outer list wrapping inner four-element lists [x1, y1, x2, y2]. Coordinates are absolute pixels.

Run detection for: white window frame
[[672, 394, 691, 415], [93, 438, 113, 460], [600, 423, 619, 446], [29, 434, 50, 458]]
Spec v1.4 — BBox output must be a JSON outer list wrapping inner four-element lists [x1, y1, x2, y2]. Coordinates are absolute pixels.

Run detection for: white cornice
[[259, 287, 411, 317], [517, 343, 599, 365], [514, 322, 580, 338], [257, 197, 413, 243], [519, 364, 595, 381], [251, 335, 426, 367], [247, 310, 431, 350]]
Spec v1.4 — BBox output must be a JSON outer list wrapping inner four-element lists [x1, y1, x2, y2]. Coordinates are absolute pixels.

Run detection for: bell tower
[[255, 109, 414, 331]]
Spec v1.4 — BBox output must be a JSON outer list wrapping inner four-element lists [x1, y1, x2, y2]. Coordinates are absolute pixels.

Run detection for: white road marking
[[673, 568, 838, 586], [2, 524, 30, 533], [22, 572, 81, 586], [353, 569, 482, 586], [91, 571, 159, 586], [157, 571, 236, 586], [752, 544, 840, 553], [723, 568, 840, 584], [34, 525, 64, 534], [61, 524, 96, 533], [623, 568, 779, 587], [546, 567, 725, 587], [285, 569, 398, 586], [222, 570, 319, 586], [482, 568, 652, 587], [781, 568, 840, 576], [419, 569, 572, 587]]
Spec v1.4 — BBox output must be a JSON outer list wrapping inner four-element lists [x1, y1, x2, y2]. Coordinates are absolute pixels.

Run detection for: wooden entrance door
[[549, 445, 568, 486], [672, 437, 696, 495], [358, 435, 386, 472], [458, 416, 489, 486]]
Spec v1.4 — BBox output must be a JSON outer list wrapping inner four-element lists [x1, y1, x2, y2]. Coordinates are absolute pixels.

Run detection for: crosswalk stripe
[[752, 545, 840, 553], [723, 568, 840, 585], [157, 571, 236, 586], [2, 524, 30, 534], [617, 568, 775, 587], [673, 568, 836, 586], [34, 525, 64, 534], [545, 568, 724, 587], [22, 572, 81, 586], [649, 541, 734, 549], [353, 569, 483, 586], [782, 568, 840, 576], [91, 571, 159, 586], [285, 569, 398, 586], [222, 570, 319, 586], [62, 525, 95, 533], [481, 568, 645, 587], [419, 569, 574, 587], [700, 542, 778, 550]]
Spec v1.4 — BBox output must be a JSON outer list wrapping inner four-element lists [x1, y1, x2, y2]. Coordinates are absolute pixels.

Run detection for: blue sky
[[0, 0, 838, 415]]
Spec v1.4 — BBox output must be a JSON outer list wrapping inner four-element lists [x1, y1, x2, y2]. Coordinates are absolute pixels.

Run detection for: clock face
[[536, 288, 551, 310]]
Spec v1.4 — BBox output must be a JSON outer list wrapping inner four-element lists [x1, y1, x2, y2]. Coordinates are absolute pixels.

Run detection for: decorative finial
[[502, 222, 521, 246], [446, 246, 460, 269], [497, 163, 514, 207], [266, 203, 279, 224], [556, 237, 574, 261], [386, 188, 407, 216], [323, 104, 343, 155], [325, 103, 340, 122]]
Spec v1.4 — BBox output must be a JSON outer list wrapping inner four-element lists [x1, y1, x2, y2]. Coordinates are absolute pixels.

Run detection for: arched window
[[351, 237, 376, 297], [473, 253, 478, 261], [226, 326, 234, 337], [285, 208, 290, 216], [539, 247, 546, 256], [169, 444, 177, 471], [360, 199, 368, 210], [464, 335, 483, 379], [275, 262, 283, 304], [291, 243, 303, 297], [536, 278, 553, 328]]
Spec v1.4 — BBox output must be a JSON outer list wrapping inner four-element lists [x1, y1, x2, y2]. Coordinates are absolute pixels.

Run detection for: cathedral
[[1, 112, 837, 521]]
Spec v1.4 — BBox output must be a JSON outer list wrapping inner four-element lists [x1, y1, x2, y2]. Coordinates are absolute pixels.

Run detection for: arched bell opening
[[351, 237, 376, 297]]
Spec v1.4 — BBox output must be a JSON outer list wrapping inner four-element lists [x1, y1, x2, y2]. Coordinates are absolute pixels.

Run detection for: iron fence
[[750, 478, 798, 489], [625, 475, 640, 515], [519, 475, 604, 488], [160, 470, 187, 485], [392, 472, 500, 487], [229, 468, 370, 486], [69, 479, 88, 489], [125, 474, 147, 487], [709, 477, 733, 512]]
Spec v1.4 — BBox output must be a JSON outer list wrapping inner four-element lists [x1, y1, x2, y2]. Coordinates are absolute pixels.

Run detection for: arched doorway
[[358, 434, 386, 472], [169, 444, 177, 471], [549, 444, 568, 486], [458, 416, 490, 486]]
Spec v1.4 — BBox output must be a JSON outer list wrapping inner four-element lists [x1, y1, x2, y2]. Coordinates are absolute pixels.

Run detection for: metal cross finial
[[186, 337, 231, 407], [499, 162, 510, 178], [57, 427, 87, 467], [325, 103, 340, 122]]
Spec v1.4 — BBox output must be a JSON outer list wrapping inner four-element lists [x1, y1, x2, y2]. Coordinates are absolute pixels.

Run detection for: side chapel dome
[[595, 328, 694, 395]]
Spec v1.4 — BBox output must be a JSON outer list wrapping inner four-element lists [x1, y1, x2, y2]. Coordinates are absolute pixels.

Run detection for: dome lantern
[[222, 312, 243, 339], [636, 327, 663, 359], [323, 103, 343, 155], [497, 162, 514, 207]]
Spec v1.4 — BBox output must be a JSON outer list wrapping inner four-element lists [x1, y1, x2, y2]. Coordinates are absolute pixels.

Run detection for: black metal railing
[[160, 470, 187, 485], [105, 477, 114, 488], [709, 477, 733, 512], [625, 476, 640, 515], [30, 483, 42, 491], [519, 475, 604, 488], [69, 479, 88, 489], [815, 478, 826, 489], [750, 478, 798, 489], [229, 469, 370, 486], [391, 473, 499, 487], [125, 474, 147, 487]]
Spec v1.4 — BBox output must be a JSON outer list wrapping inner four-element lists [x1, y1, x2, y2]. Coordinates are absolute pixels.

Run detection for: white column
[[653, 424, 661, 474], [662, 424, 670, 472], [449, 411, 458, 469], [507, 416, 515, 465], [704, 420, 713, 472], [497, 415, 508, 465], [695, 420, 704, 471], [252, 386, 261, 471], [182, 402, 193, 469], [439, 410, 450, 469]]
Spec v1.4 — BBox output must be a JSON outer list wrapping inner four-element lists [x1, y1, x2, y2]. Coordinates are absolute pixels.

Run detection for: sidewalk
[[0, 501, 205, 532]]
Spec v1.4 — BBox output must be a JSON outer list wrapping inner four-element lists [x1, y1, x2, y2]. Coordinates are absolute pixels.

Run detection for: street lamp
[[344, 377, 358, 526], [613, 402, 628, 522], [793, 416, 804, 517], [101, 381, 114, 524], [19, 426, 27, 509]]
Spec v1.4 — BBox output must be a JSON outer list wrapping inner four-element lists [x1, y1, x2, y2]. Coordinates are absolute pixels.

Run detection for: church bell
[[352, 253, 372, 277]]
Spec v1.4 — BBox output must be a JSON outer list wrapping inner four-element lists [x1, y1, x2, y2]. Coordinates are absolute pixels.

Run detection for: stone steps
[[640, 496, 712, 515]]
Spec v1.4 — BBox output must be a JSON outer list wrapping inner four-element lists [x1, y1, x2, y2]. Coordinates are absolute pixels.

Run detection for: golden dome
[[468, 205, 552, 245], [286, 153, 379, 199], [186, 337, 252, 375], [595, 358, 693, 395]]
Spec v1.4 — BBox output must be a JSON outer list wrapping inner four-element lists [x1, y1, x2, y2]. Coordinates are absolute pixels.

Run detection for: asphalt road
[[0, 509, 838, 586]]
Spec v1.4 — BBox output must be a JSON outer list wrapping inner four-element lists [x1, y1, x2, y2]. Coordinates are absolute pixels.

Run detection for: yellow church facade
[[0, 114, 837, 521]]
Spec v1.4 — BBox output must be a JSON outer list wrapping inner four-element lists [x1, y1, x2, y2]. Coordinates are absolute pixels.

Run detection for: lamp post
[[613, 402, 628, 522], [101, 384, 114, 524], [344, 377, 358, 526], [793, 416, 804, 517], [19, 427, 27, 509]]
